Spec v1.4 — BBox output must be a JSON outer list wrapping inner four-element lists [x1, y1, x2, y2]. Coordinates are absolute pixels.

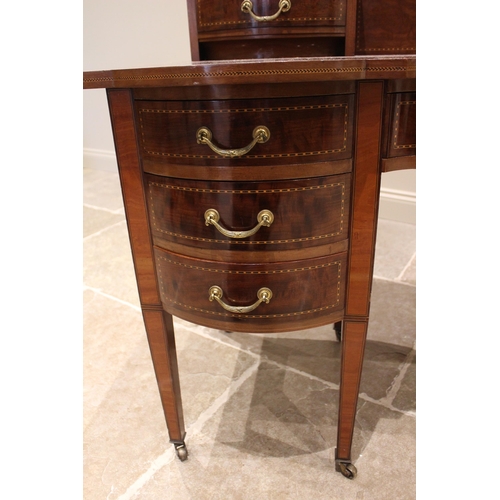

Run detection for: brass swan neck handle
[[209, 286, 273, 314], [241, 0, 292, 22], [196, 126, 270, 158], [205, 209, 274, 239]]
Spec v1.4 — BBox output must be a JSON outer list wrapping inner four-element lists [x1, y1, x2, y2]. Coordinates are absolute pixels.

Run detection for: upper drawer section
[[136, 95, 354, 171], [196, 0, 346, 35]]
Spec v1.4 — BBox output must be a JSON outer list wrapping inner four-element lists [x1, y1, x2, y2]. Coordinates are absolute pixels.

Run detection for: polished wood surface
[[83, 55, 416, 90], [194, 0, 346, 33], [336, 319, 368, 461], [135, 94, 354, 167], [383, 92, 416, 159], [337, 81, 384, 464], [145, 173, 351, 253], [354, 0, 416, 55], [107, 90, 160, 306], [345, 81, 383, 318], [142, 308, 186, 444], [155, 248, 347, 332], [199, 37, 345, 60]]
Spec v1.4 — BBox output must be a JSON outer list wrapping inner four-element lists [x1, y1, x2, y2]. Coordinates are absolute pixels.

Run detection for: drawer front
[[385, 92, 416, 158], [136, 95, 354, 169], [146, 173, 350, 252], [155, 249, 347, 332], [196, 0, 346, 35], [355, 0, 416, 55]]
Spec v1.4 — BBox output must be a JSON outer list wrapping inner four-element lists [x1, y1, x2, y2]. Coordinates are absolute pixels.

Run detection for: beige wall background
[[83, 0, 416, 224]]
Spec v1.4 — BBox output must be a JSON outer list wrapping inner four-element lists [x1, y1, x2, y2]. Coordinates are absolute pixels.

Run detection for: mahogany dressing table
[[83, 0, 415, 479]]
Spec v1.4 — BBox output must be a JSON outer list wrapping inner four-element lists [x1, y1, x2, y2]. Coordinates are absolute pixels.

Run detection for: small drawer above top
[[195, 0, 346, 35], [136, 94, 354, 174]]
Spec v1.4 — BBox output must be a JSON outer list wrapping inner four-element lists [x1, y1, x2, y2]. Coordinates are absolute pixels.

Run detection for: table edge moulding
[[84, 50, 415, 479]]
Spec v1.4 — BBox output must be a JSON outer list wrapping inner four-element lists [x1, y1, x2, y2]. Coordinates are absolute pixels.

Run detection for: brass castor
[[337, 461, 357, 479], [175, 443, 188, 462]]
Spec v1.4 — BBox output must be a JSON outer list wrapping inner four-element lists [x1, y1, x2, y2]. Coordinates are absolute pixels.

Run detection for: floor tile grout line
[[117, 360, 261, 500], [265, 355, 415, 417], [180, 321, 415, 418], [373, 346, 416, 411], [395, 251, 416, 282], [357, 390, 416, 418], [372, 274, 416, 287], [84, 202, 125, 215], [175, 322, 262, 359], [262, 357, 340, 391], [83, 219, 127, 242], [117, 447, 176, 500], [84, 285, 141, 312], [185, 360, 260, 438]]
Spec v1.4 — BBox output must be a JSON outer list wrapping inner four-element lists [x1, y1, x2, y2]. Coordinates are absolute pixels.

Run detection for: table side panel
[[107, 89, 161, 306]]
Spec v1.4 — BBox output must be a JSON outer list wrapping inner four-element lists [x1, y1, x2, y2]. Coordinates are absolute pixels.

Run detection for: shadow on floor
[[210, 334, 415, 461]]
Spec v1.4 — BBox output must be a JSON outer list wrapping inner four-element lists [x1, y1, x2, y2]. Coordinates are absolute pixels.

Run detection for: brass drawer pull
[[196, 125, 270, 158], [205, 208, 274, 238], [241, 0, 291, 22], [209, 286, 273, 314]]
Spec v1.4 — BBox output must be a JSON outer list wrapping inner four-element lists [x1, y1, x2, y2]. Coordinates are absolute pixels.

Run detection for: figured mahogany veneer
[[155, 249, 347, 332], [385, 92, 416, 158], [136, 95, 354, 168], [195, 0, 346, 34], [146, 173, 350, 253], [354, 0, 416, 55]]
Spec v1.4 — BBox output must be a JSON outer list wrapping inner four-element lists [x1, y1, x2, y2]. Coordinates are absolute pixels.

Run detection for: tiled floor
[[83, 167, 416, 499]]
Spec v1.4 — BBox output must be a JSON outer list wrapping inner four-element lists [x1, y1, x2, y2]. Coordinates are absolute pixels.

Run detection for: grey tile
[[401, 254, 416, 286], [373, 219, 416, 280], [83, 220, 140, 306], [83, 205, 125, 238], [83, 289, 145, 429], [359, 341, 413, 401], [181, 321, 413, 404], [83, 291, 170, 500], [368, 279, 416, 348], [83, 168, 124, 212], [133, 360, 415, 500], [353, 402, 416, 498], [391, 351, 416, 413], [173, 320, 258, 428]]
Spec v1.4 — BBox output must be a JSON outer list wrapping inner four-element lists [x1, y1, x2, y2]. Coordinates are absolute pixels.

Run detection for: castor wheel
[[174, 443, 188, 462], [337, 461, 357, 479]]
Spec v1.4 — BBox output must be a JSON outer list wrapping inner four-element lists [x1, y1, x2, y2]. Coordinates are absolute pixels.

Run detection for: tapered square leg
[[142, 308, 185, 444], [335, 319, 368, 478]]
